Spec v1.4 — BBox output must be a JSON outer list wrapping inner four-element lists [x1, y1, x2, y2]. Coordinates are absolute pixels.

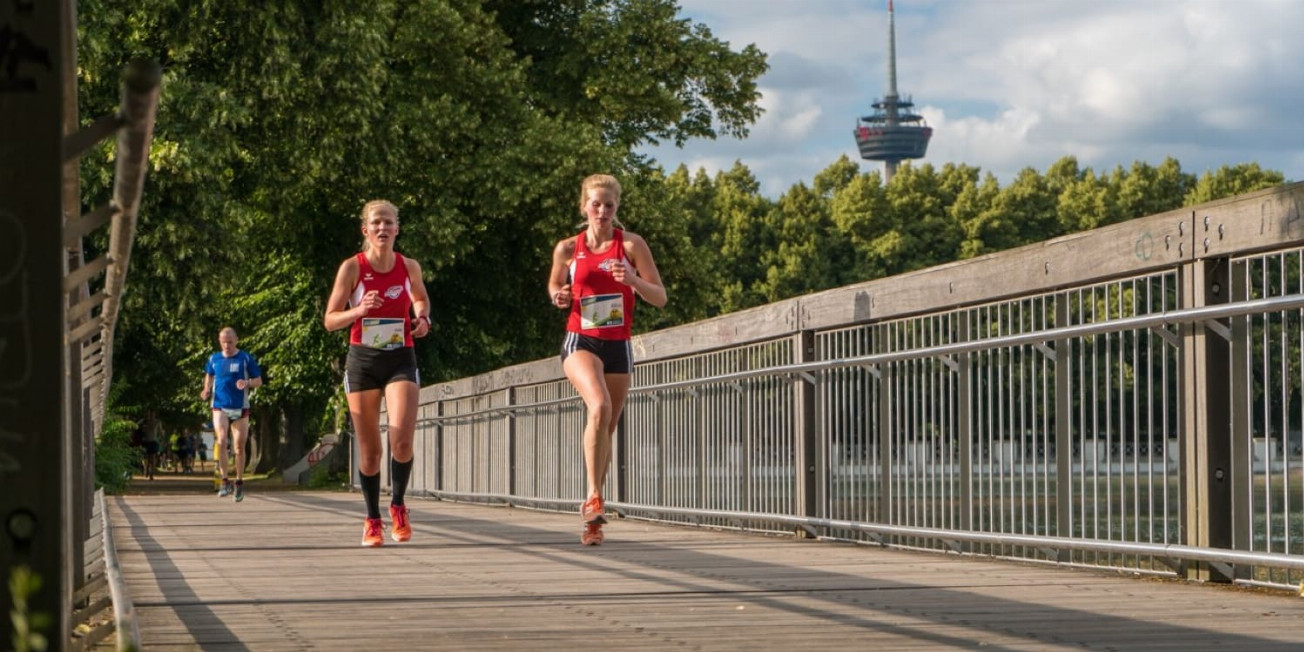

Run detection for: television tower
[[854, 0, 932, 182]]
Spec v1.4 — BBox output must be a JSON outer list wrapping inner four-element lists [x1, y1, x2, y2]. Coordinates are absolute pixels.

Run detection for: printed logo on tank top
[[384, 285, 404, 300], [363, 273, 374, 281], [597, 259, 618, 273]]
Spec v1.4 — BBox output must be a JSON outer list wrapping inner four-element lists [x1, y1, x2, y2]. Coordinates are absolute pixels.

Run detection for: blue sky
[[641, 0, 1304, 197]]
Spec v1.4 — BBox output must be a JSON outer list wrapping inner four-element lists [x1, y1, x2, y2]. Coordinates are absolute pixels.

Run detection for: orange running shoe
[[581, 496, 606, 525], [389, 504, 411, 543], [580, 522, 605, 546], [361, 517, 384, 547]]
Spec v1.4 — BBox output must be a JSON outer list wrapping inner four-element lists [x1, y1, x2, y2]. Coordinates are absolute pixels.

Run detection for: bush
[[95, 387, 140, 494], [303, 460, 348, 490], [9, 565, 50, 652]]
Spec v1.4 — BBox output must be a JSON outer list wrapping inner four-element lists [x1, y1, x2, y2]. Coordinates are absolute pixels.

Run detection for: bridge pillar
[[876, 334, 893, 527], [1227, 258, 1252, 577], [957, 316, 974, 545], [794, 330, 820, 529], [1180, 254, 1234, 582], [507, 388, 518, 498], [0, 0, 72, 647], [613, 403, 627, 504]]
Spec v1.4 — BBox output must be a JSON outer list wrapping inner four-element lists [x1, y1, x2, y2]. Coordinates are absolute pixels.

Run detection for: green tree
[[951, 172, 1002, 259], [1044, 156, 1085, 198], [813, 155, 861, 198], [992, 167, 1060, 245], [1184, 162, 1285, 205], [653, 165, 726, 324], [830, 169, 891, 279], [713, 163, 777, 312], [485, 0, 768, 149], [77, 0, 767, 467], [1115, 157, 1193, 220], [1057, 168, 1118, 233], [756, 181, 854, 302], [880, 163, 965, 275]]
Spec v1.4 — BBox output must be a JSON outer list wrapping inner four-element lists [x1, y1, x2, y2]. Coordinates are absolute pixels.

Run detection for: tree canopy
[[77, 0, 767, 464], [76, 1, 1286, 469]]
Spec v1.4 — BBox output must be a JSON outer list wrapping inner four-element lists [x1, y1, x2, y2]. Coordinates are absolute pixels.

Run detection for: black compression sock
[[360, 471, 381, 519], [390, 457, 413, 507]]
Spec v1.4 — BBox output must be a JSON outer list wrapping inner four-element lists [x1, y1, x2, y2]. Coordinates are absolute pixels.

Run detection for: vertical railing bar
[[1275, 252, 1289, 560], [1144, 278, 1156, 547], [1290, 252, 1303, 567], [1129, 278, 1140, 548], [959, 312, 973, 537]]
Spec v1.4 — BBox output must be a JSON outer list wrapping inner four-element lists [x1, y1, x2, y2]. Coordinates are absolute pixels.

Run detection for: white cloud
[[753, 87, 825, 143], [922, 106, 1051, 177], [645, 0, 1304, 196]]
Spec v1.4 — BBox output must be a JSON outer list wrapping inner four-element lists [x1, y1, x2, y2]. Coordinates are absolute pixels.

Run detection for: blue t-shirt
[[204, 350, 262, 410]]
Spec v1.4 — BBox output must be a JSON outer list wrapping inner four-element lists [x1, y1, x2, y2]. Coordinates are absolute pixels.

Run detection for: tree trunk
[[249, 404, 275, 473], [279, 402, 305, 469]]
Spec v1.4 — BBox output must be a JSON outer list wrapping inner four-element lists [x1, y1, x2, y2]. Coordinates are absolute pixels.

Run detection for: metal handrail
[[100, 491, 140, 651], [415, 291, 1304, 424], [88, 58, 160, 425], [58, 55, 159, 650]]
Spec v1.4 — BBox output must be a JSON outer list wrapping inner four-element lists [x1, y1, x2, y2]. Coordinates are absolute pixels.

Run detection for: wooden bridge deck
[[108, 489, 1304, 651]]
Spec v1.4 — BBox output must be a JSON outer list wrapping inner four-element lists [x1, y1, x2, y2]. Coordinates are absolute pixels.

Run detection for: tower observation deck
[[854, 0, 931, 182]]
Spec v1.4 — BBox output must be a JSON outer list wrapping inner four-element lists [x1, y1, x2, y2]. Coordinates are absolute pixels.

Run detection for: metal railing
[[59, 55, 158, 652], [382, 182, 1304, 593], [69, 491, 139, 651]]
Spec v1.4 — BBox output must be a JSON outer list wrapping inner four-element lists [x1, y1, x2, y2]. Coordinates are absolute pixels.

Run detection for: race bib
[[580, 294, 624, 329], [361, 318, 405, 350]]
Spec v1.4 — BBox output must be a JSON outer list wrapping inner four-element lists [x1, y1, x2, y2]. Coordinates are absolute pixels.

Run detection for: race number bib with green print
[[362, 318, 405, 350], [580, 294, 624, 329]]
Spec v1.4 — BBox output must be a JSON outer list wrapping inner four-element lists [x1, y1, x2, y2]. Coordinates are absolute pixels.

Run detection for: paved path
[[109, 489, 1304, 651]]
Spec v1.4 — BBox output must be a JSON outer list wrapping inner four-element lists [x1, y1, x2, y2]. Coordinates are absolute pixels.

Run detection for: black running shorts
[[345, 345, 420, 393], [559, 332, 633, 374]]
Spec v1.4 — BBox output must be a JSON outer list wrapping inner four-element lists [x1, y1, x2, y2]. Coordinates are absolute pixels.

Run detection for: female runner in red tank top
[[548, 174, 666, 546], [324, 199, 432, 547]]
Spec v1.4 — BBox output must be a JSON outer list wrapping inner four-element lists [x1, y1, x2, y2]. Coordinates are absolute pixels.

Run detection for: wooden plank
[[1201, 182, 1304, 257], [799, 204, 1192, 328], [108, 492, 1304, 651], [633, 299, 799, 361], [421, 357, 563, 402]]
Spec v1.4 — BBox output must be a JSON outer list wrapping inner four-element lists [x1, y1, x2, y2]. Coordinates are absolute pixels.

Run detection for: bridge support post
[[433, 400, 444, 492], [957, 317, 973, 548], [62, 0, 95, 621], [794, 330, 820, 532], [614, 407, 627, 504], [1180, 253, 1233, 582], [0, 0, 72, 646], [507, 388, 517, 498], [876, 331, 894, 530], [1227, 259, 1251, 578]]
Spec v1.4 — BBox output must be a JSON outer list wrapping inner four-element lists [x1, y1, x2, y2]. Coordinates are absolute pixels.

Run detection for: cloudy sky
[[640, 0, 1304, 197]]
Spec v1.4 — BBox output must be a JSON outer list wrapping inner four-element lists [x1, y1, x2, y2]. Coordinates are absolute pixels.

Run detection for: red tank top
[[348, 252, 414, 349], [566, 229, 635, 340]]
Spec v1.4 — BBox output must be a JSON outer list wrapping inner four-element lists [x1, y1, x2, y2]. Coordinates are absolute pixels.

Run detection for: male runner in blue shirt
[[201, 327, 263, 502]]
